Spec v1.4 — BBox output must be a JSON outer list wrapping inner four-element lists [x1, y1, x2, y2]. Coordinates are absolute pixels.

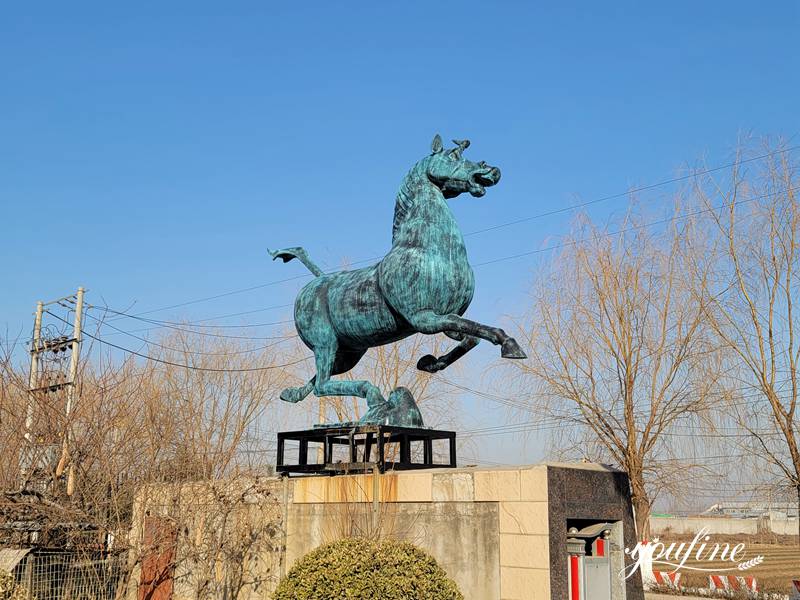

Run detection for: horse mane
[[392, 160, 428, 243]]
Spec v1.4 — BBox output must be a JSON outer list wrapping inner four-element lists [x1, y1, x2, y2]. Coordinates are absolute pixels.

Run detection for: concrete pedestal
[[130, 463, 644, 600]]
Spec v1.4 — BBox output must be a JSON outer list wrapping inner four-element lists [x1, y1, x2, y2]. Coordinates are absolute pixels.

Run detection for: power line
[[97, 302, 294, 327], [459, 418, 785, 440], [113, 273, 309, 318], [473, 184, 800, 267], [85, 309, 298, 342], [106, 145, 799, 320], [447, 378, 790, 439], [103, 179, 798, 341], [442, 376, 796, 420], [462, 144, 800, 237], [86, 177, 796, 345], [82, 312, 297, 357], [106, 322, 294, 341], [85, 329, 309, 372], [86, 305, 297, 341], [86, 320, 786, 441], [45, 311, 309, 373]]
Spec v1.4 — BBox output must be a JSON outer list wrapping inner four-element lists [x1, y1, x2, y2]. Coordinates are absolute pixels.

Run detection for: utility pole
[[24, 301, 43, 443], [64, 287, 84, 496], [22, 287, 85, 497]]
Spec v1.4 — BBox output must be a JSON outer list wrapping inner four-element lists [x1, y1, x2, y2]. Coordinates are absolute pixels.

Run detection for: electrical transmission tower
[[21, 287, 85, 497]]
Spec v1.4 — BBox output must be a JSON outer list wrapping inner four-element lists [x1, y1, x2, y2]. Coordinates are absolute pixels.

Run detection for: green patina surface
[[270, 135, 525, 426]]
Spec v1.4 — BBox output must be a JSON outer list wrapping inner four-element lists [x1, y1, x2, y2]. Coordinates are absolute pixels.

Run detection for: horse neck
[[392, 162, 451, 244]]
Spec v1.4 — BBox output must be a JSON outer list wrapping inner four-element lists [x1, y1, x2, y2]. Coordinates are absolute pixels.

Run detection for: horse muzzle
[[470, 166, 501, 197], [479, 166, 501, 186]]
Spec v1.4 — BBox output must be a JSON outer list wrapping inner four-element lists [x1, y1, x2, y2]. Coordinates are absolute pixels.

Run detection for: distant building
[[702, 501, 798, 519]]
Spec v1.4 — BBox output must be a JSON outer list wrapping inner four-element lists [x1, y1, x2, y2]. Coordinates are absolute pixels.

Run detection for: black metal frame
[[276, 425, 456, 474]]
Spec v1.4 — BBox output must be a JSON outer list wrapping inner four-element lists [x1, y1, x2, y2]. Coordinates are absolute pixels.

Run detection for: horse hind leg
[[313, 345, 385, 408], [407, 310, 527, 359], [417, 335, 480, 373]]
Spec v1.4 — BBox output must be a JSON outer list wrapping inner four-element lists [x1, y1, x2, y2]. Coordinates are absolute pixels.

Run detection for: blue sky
[[2, 2, 798, 463]]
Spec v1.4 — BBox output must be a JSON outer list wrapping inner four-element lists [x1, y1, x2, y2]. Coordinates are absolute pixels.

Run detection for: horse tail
[[268, 246, 324, 277]]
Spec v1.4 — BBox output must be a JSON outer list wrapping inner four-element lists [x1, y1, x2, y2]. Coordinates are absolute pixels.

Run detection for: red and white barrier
[[790, 579, 800, 599], [568, 554, 583, 600], [652, 570, 681, 588], [709, 574, 758, 593]]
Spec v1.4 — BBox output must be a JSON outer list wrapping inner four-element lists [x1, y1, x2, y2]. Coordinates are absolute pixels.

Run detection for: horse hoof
[[280, 388, 302, 403], [501, 338, 527, 359], [417, 354, 440, 373], [360, 387, 424, 428]]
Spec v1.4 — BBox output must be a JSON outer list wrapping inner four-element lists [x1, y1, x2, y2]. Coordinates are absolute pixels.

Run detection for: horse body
[[271, 135, 525, 426], [294, 265, 412, 353], [295, 167, 474, 350], [380, 184, 476, 322]]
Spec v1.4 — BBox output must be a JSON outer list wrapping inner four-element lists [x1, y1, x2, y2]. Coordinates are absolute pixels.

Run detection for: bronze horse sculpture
[[270, 135, 526, 426]]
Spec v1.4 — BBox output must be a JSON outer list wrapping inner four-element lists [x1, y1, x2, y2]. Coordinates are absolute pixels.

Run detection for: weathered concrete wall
[[287, 501, 501, 598], [651, 516, 759, 535], [127, 478, 285, 600], [130, 464, 643, 600], [769, 518, 799, 536]]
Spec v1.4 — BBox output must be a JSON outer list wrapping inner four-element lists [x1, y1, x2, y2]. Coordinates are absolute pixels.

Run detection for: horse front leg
[[407, 310, 527, 359], [417, 335, 480, 373], [280, 377, 315, 403]]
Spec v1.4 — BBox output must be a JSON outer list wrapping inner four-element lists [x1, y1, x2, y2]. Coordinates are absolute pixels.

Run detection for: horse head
[[425, 134, 501, 198]]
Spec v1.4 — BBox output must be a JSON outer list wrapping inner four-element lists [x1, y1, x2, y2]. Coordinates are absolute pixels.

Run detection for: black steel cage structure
[[276, 424, 456, 475]]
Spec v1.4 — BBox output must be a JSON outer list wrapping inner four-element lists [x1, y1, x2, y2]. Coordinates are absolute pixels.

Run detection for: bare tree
[[694, 142, 800, 541], [0, 323, 297, 594], [510, 208, 718, 537], [0, 342, 27, 493]]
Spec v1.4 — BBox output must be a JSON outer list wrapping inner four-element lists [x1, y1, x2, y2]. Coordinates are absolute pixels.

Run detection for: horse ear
[[431, 134, 443, 154]]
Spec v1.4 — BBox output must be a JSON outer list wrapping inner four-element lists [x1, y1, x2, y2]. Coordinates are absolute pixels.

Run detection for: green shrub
[[0, 570, 30, 600], [273, 537, 463, 600]]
